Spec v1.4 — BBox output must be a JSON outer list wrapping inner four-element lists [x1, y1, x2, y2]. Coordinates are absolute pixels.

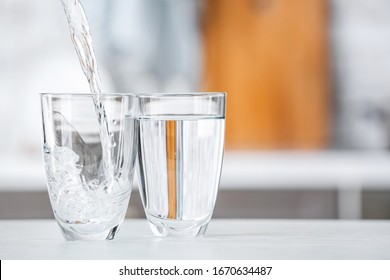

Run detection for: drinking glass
[[40, 93, 137, 240], [134, 92, 226, 237]]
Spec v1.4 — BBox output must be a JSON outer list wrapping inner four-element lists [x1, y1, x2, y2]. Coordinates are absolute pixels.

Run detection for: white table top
[[1, 219, 389, 260]]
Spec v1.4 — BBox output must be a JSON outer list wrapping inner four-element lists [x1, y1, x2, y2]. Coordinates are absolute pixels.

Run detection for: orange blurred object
[[166, 120, 177, 219], [202, 0, 331, 150]]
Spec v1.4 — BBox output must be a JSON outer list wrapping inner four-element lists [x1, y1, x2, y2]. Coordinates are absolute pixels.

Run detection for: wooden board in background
[[202, 0, 331, 149]]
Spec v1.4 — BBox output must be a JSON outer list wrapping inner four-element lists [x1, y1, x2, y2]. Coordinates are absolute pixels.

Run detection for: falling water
[[60, 0, 115, 185]]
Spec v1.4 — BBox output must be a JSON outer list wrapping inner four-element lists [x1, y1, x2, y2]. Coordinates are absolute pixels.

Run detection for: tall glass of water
[[40, 93, 137, 240], [134, 92, 226, 237]]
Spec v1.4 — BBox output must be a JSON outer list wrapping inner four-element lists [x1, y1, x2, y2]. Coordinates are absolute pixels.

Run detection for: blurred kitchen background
[[1, 0, 390, 219]]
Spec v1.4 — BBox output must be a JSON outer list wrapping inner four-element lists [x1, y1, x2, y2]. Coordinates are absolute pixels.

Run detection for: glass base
[[59, 224, 121, 241], [146, 216, 210, 237]]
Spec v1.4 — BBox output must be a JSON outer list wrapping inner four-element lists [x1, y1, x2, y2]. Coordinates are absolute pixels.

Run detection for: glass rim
[[40, 93, 136, 98], [40, 92, 226, 98], [135, 92, 226, 98]]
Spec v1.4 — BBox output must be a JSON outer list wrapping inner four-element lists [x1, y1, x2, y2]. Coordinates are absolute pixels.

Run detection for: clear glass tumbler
[[134, 92, 226, 237], [40, 93, 137, 240]]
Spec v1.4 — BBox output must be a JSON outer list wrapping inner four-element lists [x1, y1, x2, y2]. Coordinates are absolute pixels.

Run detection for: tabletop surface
[[1, 219, 390, 260]]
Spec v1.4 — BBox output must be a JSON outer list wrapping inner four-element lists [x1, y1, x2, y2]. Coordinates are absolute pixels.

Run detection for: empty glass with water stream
[[41, 93, 137, 240]]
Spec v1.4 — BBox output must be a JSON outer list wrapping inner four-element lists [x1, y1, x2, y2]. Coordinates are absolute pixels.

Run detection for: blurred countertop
[[2, 151, 390, 191]]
